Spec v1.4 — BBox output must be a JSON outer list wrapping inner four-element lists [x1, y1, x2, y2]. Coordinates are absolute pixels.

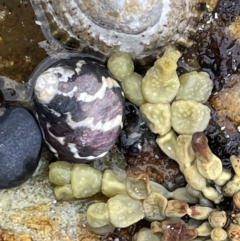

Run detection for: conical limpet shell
[[30, 0, 207, 59]]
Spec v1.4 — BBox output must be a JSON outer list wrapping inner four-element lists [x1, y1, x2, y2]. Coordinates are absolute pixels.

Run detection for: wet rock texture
[[118, 102, 183, 191], [0, 106, 42, 188], [0, 0, 240, 240], [0, 1, 46, 82]]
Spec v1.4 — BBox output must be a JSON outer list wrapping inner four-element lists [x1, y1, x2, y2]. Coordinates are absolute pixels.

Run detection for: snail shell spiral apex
[[33, 56, 125, 162]]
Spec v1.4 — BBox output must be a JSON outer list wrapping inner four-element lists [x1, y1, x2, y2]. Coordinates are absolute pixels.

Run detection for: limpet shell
[[30, 0, 206, 59]]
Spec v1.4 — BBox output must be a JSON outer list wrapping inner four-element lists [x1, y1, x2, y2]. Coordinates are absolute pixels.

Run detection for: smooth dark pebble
[[0, 106, 42, 188]]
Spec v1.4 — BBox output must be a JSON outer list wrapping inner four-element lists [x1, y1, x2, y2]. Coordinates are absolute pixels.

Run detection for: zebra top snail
[[33, 54, 125, 162]]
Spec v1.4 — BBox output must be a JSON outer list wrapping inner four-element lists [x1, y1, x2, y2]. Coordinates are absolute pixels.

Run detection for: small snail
[[32, 54, 125, 162]]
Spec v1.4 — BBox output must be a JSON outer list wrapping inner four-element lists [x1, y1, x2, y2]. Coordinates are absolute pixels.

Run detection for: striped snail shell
[[32, 54, 125, 162]]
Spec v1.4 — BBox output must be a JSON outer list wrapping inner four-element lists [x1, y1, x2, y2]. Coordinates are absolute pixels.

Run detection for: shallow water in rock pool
[[0, 0, 240, 240]]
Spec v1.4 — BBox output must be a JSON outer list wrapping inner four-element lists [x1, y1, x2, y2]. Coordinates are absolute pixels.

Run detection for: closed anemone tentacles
[[33, 55, 125, 162]]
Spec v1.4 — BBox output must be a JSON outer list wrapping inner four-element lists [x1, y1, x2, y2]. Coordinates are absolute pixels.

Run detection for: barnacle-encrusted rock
[[140, 103, 171, 135], [171, 100, 211, 135], [33, 55, 125, 162], [30, 0, 206, 59], [176, 71, 213, 103], [141, 48, 181, 103]]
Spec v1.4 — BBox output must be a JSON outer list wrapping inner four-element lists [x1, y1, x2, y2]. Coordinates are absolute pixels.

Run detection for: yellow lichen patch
[[9, 204, 53, 233], [0, 229, 32, 241], [229, 16, 240, 40]]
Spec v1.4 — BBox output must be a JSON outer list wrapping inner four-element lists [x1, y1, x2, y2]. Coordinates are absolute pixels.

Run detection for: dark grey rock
[[0, 106, 42, 188]]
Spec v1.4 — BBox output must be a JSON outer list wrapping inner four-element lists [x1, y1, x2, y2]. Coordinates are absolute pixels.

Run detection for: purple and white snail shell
[[32, 54, 125, 162]]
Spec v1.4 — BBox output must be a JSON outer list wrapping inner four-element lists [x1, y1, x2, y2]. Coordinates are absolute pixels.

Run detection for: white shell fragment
[[176, 71, 213, 103], [140, 103, 171, 135], [101, 169, 126, 197], [71, 164, 102, 198], [107, 193, 144, 228], [171, 100, 211, 135]]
